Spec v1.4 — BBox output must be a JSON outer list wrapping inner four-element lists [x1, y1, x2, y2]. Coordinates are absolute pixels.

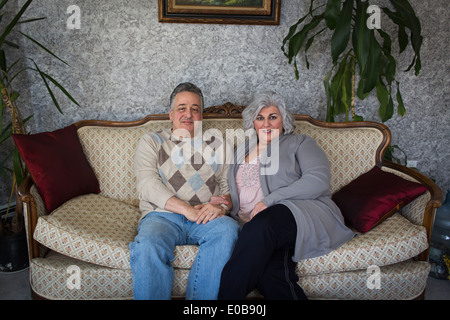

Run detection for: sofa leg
[[414, 289, 426, 300]]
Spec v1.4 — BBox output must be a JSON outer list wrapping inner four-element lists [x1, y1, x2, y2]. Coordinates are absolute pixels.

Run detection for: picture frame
[[158, 0, 281, 25]]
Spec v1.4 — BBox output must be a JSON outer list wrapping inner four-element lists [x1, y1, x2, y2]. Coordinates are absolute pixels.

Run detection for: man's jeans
[[129, 211, 239, 300]]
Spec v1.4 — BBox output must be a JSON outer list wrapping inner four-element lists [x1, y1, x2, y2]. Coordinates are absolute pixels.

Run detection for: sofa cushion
[[299, 259, 430, 300], [33, 193, 199, 270], [30, 251, 134, 300], [13, 125, 100, 212], [34, 197, 428, 275], [332, 166, 428, 233], [296, 123, 385, 193], [297, 213, 428, 276], [34, 194, 140, 269], [30, 252, 429, 300]]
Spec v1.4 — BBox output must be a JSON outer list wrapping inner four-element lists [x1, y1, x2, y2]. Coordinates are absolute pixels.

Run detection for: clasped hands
[[188, 195, 267, 224], [188, 195, 230, 225]]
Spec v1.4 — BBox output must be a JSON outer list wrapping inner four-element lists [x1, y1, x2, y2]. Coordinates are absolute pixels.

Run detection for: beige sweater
[[134, 130, 231, 220]]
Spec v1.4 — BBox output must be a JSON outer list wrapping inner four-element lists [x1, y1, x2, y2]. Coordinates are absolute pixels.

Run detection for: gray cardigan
[[228, 133, 355, 262]]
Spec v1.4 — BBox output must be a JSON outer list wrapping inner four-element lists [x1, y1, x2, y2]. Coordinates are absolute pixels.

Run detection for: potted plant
[[281, 0, 422, 123], [0, 0, 78, 271]]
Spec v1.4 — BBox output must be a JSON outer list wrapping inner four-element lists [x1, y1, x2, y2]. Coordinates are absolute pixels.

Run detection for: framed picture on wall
[[158, 0, 281, 25]]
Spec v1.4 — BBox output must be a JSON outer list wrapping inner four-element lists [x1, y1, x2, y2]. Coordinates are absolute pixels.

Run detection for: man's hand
[[165, 195, 228, 224], [165, 196, 201, 222], [194, 202, 226, 224]]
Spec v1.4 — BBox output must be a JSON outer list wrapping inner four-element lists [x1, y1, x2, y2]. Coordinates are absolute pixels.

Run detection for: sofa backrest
[[76, 104, 390, 207]]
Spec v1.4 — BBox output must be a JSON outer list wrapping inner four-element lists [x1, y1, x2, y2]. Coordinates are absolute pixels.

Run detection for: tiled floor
[[0, 267, 449, 300]]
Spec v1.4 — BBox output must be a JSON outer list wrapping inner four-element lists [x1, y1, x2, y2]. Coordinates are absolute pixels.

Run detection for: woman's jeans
[[219, 204, 307, 300], [129, 211, 239, 300]]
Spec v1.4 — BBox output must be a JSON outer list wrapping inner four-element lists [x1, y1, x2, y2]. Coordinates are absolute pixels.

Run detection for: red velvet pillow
[[332, 166, 428, 233], [13, 125, 100, 212]]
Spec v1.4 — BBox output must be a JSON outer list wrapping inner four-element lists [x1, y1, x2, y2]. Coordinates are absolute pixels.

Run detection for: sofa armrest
[[18, 176, 42, 260], [382, 161, 443, 261]]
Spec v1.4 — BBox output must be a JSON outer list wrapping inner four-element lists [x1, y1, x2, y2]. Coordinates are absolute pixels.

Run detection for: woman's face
[[253, 106, 283, 144]]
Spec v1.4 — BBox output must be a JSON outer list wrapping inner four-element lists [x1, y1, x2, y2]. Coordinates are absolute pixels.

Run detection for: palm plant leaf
[[0, 0, 33, 48], [282, 0, 422, 123], [19, 32, 68, 66]]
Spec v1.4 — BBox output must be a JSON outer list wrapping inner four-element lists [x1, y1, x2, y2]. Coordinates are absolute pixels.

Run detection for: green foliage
[[282, 0, 422, 123], [0, 0, 78, 205]]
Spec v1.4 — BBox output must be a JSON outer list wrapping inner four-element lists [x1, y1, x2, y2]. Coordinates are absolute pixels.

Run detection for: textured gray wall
[[1, 0, 448, 204]]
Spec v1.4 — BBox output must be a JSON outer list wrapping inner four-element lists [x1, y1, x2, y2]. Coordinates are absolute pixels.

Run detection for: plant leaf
[[352, 0, 370, 76], [414, 55, 421, 76], [0, 0, 9, 12], [396, 81, 406, 116], [304, 27, 325, 69], [19, 32, 68, 66], [286, 14, 324, 62], [0, 0, 33, 47], [0, 122, 12, 144], [13, 147, 25, 186], [17, 17, 46, 24], [398, 25, 409, 53], [0, 48, 6, 71], [4, 40, 19, 49], [330, 0, 353, 65], [389, 0, 422, 54], [377, 80, 393, 122], [281, 13, 310, 56], [40, 72, 80, 107], [330, 53, 351, 117], [361, 31, 381, 94], [383, 1, 423, 75], [356, 78, 370, 100], [324, 67, 335, 122], [324, 0, 341, 30], [340, 55, 354, 121], [30, 60, 63, 114], [0, 148, 14, 179]]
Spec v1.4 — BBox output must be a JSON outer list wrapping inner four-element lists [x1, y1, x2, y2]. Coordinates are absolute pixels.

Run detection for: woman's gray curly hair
[[242, 91, 296, 134]]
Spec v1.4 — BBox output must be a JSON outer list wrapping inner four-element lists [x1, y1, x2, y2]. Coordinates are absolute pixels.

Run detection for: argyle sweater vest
[[135, 130, 230, 218]]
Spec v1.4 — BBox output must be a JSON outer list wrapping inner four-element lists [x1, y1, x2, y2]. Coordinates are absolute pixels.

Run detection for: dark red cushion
[[332, 166, 428, 233], [13, 125, 100, 212]]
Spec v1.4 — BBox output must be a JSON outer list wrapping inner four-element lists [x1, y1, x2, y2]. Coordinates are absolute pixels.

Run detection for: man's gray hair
[[242, 91, 296, 134], [169, 82, 204, 111]]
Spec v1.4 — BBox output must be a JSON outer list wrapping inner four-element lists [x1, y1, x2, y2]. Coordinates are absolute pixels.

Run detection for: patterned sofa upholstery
[[18, 103, 442, 300]]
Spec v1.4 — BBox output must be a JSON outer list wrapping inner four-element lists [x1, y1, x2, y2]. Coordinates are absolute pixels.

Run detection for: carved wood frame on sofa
[[18, 103, 442, 300]]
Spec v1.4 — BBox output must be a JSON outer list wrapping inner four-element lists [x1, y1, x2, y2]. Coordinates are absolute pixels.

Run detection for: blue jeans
[[129, 211, 239, 300]]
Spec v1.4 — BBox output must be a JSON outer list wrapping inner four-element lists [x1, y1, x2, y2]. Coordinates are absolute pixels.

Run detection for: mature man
[[130, 82, 239, 300]]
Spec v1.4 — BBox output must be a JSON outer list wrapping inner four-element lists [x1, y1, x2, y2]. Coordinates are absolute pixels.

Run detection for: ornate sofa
[[17, 103, 442, 300]]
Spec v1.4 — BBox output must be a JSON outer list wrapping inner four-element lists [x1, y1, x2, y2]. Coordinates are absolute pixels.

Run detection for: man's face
[[169, 91, 203, 137]]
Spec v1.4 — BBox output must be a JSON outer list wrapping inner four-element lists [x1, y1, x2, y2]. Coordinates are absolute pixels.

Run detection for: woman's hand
[[250, 201, 267, 220], [210, 195, 229, 206]]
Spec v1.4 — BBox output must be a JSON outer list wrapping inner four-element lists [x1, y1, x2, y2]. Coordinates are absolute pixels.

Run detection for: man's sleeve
[[134, 133, 175, 209], [215, 140, 233, 195]]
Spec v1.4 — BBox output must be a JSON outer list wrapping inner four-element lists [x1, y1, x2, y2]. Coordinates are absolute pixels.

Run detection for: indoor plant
[[0, 0, 78, 270], [281, 0, 422, 123]]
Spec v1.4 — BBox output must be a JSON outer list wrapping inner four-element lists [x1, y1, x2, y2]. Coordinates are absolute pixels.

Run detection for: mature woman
[[218, 92, 355, 300]]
